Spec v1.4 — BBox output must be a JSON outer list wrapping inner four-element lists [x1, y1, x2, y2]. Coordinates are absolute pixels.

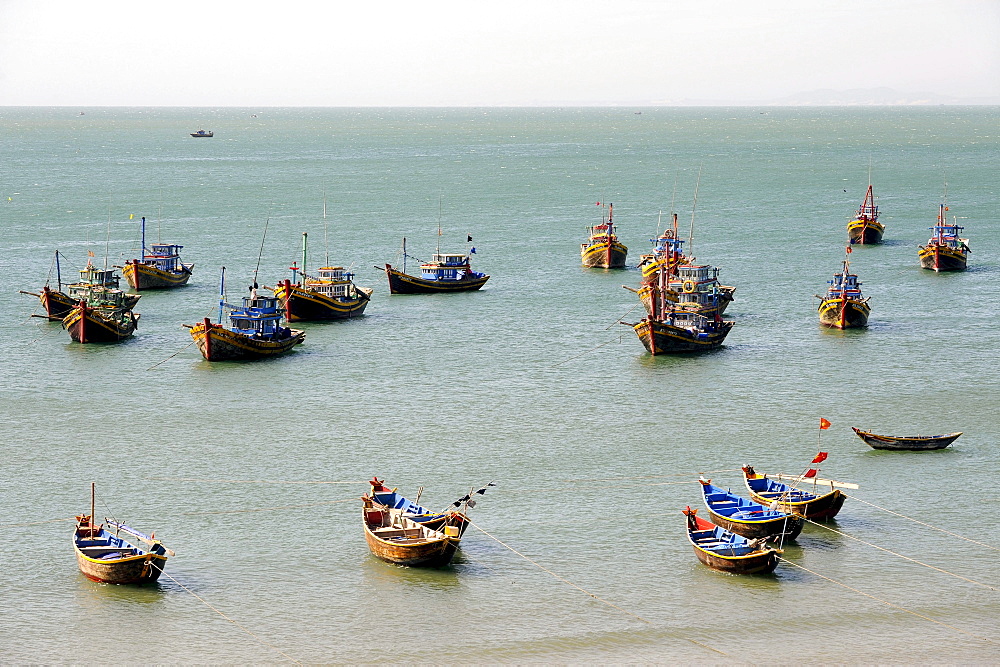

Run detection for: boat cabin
[[305, 267, 355, 298], [929, 224, 967, 249], [67, 284, 129, 309], [143, 244, 184, 273], [676, 264, 719, 282], [78, 265, 120, 288], [229, 295, 286, 338], [422, 254, 470, 281]]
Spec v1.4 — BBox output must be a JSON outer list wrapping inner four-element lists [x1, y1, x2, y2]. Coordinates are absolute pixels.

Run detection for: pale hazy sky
[[1, 0, 997, 106]]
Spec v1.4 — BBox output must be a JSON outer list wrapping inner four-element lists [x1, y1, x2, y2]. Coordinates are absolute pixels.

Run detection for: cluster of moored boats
[[583, 184, 974, 351]]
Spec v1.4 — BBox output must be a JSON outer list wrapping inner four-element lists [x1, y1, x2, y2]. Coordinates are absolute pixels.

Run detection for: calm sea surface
[[1, 106, 998, 662]]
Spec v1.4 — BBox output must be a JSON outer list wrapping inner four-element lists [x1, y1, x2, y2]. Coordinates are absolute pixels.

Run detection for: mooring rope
[[844, 493, 1000, 553], [551, 334, 624, 368], [565, 469, 742, 483], [0, 517, 76, 529], [804, 518, 996, 591], [466, 519, 728, 657], [606, 302, 642, 329], [146, 340, 196, 371], [181, 497, 357, 516], [148, 477, 365, 485], [778, 556, 996, 645], [147, 562, 303, 664]]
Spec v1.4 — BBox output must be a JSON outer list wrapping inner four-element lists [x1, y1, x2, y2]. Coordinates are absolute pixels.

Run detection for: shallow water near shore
[[1, 106, 998, 662]]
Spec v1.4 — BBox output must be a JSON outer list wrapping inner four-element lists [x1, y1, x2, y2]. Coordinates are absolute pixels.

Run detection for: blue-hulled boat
[[699, 479, 803, 541], [741, 465, 846, 520], [186, 268, 305, 361], [683, 507, 781, 574], [73, 483, 174, 584], [367, 477, 468, 535]]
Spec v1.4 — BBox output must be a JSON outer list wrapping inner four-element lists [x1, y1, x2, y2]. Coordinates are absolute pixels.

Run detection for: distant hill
[[645, 87, 1000, 106]]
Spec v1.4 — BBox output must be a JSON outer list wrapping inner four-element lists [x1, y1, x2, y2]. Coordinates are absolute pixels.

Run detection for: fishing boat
[[847, 183, 883, 244], [73, 483, 173, 584], [63, 287, 140, 343], [852, 427, 962, 451], [741, 465, 846, 519], [628, 311, 734, 355], [367, 477, 470, 535], [635, 262, 735, 319], [682, 507, 780, 575], [186, 268, 305, 361], [121, 217, 193, 289], [638, 213, 687, 284], [361, 493, 463, 567], [699, 479, 803, 541], [21, 254, 137, 321], [190, 130, 213, 137], [816, 247, 870, 329], [581, 202, 628, 268], [918, 204, 970, 271], [381, 237, 489, 294], [270, 233, 372, 320]]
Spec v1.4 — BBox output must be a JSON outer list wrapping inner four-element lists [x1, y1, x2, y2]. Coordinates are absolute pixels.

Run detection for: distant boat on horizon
[[190, 130, 213, 138]]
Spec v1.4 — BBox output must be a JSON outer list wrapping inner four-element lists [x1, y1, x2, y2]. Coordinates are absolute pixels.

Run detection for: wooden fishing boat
[[628, 311, 734, 355], [638, 213, 687, 285], [121, 217, 193, 289], [699, 479, 803, 541], [636, 262, 735, 319], [22, 255, 137, 320], [847, 183, 883, 244], [816, 248, 870, 329], [918, 204, 970, 271], [581, 202, 628, 268], [381, 237, 489, 294], [852, 427, 962, 451], [367, 477, 470, 535], [682, 507, 780, 574], [73, 484, 173, 584], [741, 465, 846, 519], [63, 288, 140, 343], [187, 284, 305, 361], [190, 129, 213, 137], [361, 496, 462, 567], [270, 233, 371, 320]]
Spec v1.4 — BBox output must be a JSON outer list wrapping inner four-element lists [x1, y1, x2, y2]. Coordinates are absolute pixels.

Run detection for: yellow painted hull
[[271, 283, 371, 320], [189, 321, 305, 361], [581, 240, 627, 268], [123, 261, 193, 290], [847, 219, 884, 244], [918, 244, 968, 271], [818, 297, 869, 329]]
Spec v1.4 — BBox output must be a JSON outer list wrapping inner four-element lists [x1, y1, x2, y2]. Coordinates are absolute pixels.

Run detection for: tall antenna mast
[[436, 196, 442, 256], [688, 165, 702, 259], [252, 208, 271, 289], [104, 202, 112, 271], [323, 192, 330, 267], [157, 189, 163, 243]]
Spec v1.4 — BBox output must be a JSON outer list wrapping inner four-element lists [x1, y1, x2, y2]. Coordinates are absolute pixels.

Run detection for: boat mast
[[104, 204, 112, 271], [252, 213, 270, 291], [140, 216, 146, 258], [302, 232, 308, 276], [688, 166, 702, 260], [436, 196, 442, 257], [402, 237, 407, 275], [55, 251, 62, 291], [90, 481, 96, 538], [218, 266, 226, 324]]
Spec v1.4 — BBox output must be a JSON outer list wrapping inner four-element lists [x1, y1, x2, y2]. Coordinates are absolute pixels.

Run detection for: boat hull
[[384, 265, 489, 294], [189, 320, 305, 361], [123, 261, 193, 290], [706, 507, 803, 541], [918, 245, 967, 271], [852, 427, 962, 451], [39, 287, 77, 320], [272, 283, 371, 321], [74, 547, 167, 584], [633, 318, 734, 355], [63, 307, 138, 343], [691, 543, 779, 574], [581, 240, 628, 269], [744, 483, 846, 520], [818, 297, 869, 329], [847, 220, 884, 244]]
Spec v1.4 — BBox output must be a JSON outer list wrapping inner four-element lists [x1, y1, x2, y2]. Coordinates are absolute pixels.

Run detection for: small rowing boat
[[73, 483, 173, 584], [362, 498, 463, 568], [741, 465, 846, 519], [367, 477, 469, 535], [699, 479, 803, 541], [852, 427, 962, 451], [683, 507, 780, 574]]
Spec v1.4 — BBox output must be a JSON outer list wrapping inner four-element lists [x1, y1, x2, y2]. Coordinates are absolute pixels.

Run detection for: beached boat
[[741, 465, 846, 519], [361, 494, 463, 567], [73, 484, 173, 584], [63, 287, 140, 343], [581, 203, 628, 268], [682, 507, 780, 574], [381, 237, 489, 294], [22, 254, 137, 321], [270, 233, 371, 320], [852, 427, 962, 451], [186, 269, 305, 361], [699, 479, 803, 541], [190, 130, 213, 137], [367, 477, 469, 535], [121, 217, 193, 290], [816, 248, 870, 329], [847, 184, 883, 244], [918, 204, 970, 271]]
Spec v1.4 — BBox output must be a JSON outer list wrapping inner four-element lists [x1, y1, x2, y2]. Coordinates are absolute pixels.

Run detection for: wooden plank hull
[[63, 307, 138, 343], [691, 544, 779, 574], [818, 297, 869, 329], [39, 287, 77, 320], [362, 505, 460, 567], [745, 485, 846, 520], [189, 321, 305, 361], [919, 245, 967, 271], [581, 240, 628, 268], [123, 261, 193, 290], [384, 265, 489, 294], [75, 547, 167, 584], [852, 427, 962, 450], [362, 526, 459, 567], [634, 318, 734, 355], [706, 507, 803, 541], [684, 510, 780, 574], [847, 220, 884, 244], [272, 284, 371, 321]]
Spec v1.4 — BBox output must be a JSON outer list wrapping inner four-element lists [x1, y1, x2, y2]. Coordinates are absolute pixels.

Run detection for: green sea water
[[1, 106, 998, 662]]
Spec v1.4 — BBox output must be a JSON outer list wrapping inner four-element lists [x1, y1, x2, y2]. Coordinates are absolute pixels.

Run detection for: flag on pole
[[846, 246, 852, 253], [819, 418, 831, 430], [467, 235, 472, 242], [804, 469, 819, 478], [87, 250, 95, 257], [811, 452, 829, 464]]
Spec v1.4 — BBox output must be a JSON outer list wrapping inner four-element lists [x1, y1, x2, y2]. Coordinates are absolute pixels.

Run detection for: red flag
[[819, 418, 831, 430], [596, 201, 601, 206], [846, 246, 852, 254], [812, 452, 829, 464], [804, 469, 818, 478]]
